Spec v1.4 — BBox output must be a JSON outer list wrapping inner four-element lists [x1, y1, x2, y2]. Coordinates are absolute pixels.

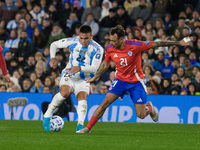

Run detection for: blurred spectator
[[169, 85, 180, 95], [171, 72, 179, 85], [42, 18, 52, 46], [61, 2, 71, 22], [55, 51, 66, 70], [84, 13, 99, 39], [17, 19, 28, 39], [45, 23, 66, 48], [5, 29, 19, 54], [0, 37, 10, 56], [71, 0, 84, 21], [6, 12, 22, 30], [0, 0, 18, 23], [81, 0, 101, 23], [182, 76, 191, 88], [99, 0, 112, 21], [152, 51, 164, 71], [190, 66, 200, 81], [115, 6, 133, 29], [99, 8, 117, 28], [124, 0, 139, 15], [193, 72, 200, 91], [30, 78, 44, 93], [130, 0, 150, 22], [24, 13, 32, 26], [29, 71, 37, 86], [146, 81, 153, 95], [11, 84, 21, 92], [47, 4, 61, 23], [0, 25, 10, 40], [42, 85, 51, 93], [187, 82, 197, 95], [30, 3, 45, 25], [26, 19, 43, 39], [159, 78, 171, 94], [99, 84, 108, 94], [44, 76, 54, 91], [164, 13, 174, 34], [35, 60, 47, 82], [32, 27, 45, 52], [104, 71, 115, 87], [142, 21, 156, 38], [0, 84, 7, 92], [24, 55, 36, 75], [180, 88, 189, 95], [22, 78, 32, 92], [176, 66, 185, 81], [65, 12, 81, 36], [15, 30, 34, 58]]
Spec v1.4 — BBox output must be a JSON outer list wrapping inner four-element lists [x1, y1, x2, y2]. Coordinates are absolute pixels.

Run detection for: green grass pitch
[[0, 120, 200, 150]]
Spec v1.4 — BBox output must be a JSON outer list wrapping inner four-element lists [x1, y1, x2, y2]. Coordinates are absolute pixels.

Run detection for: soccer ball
[[50, 115, 64, 132]]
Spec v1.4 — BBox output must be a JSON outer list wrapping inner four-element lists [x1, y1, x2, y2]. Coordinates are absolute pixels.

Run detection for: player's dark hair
[[110, 25, 125, 39], [79, 25, 92, 34]]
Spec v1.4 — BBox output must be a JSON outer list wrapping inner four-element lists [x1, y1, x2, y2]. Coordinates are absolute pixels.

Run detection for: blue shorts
[[107, 78, 147, 104]]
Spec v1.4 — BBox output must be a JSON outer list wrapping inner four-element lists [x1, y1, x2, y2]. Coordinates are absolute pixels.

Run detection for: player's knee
[[137, 112, 146, 119], [60, 91, 70, 98]]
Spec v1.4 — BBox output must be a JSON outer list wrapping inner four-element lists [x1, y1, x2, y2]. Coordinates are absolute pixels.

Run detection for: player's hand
[[85, 77, 97, 83], [179, 37, 193, 46], [49, 58, 56, 68], [66, 66, 81, 75], [3, 74, 11, 82]]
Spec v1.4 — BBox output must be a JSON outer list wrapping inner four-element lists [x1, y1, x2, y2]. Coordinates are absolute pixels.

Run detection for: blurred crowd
[[0, 0, 200, 95]]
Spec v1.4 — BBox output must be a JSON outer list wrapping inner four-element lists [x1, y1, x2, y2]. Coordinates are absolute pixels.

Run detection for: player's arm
[[86, 60, 110, 83], [0, 47, 10, 82], [49, 38, 73, 68], [152, 37, 192, 48]]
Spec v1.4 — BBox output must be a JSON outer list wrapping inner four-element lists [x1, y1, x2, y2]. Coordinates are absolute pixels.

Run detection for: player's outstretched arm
[[152, 37, 192, 48], [86, 60, 110, 83]]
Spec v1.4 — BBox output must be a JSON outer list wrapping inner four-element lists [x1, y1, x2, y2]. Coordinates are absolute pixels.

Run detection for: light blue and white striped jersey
[[50, 36, 104, 80]]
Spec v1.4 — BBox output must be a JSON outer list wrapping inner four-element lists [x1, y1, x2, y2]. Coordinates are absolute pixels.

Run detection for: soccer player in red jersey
[[77, 25, 192, 133], [0, 46, 10, 82]]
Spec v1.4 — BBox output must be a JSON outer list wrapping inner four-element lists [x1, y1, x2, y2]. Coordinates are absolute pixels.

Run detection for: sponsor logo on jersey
[[144, 41, 150, 45], [127, 51, 133, 56], [95, 53, 101, 59], [113, 54, 118, 57], [137, 98, 143, 102]]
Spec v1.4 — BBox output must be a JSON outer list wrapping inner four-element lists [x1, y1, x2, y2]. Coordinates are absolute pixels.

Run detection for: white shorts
[[59, 75, 90, 96]]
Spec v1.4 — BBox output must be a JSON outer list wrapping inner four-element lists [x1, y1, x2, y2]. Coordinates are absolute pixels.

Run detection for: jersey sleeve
[[50, 38, 76, 58], [131, 40, 152, 53], [81, 46, 104, 73], [0, 46, 8, 76], [104, 47, 112, 63]]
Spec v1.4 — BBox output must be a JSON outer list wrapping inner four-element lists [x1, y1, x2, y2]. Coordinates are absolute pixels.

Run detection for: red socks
[[146, 105, 152, 114], [86, 116, 98, 130]]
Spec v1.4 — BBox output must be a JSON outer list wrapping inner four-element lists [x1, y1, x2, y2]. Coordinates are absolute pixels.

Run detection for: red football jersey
[[105, 40, 152, 83], [0, 46, 8, 76]]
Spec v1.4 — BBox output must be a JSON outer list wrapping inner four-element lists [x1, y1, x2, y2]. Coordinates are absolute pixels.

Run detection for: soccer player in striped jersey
[[77, 25, 192, 133], [0, 46, 10, 82], [43, 25, 104, 132]]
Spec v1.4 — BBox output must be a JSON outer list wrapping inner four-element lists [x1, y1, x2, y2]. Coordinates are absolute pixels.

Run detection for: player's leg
[[44, 85, 71, 118], [43, 85, 71, 132], [76, 91, 88, 132], [129, 82, 158, 122], [77, 93, 119, 133], [77, 78, 125, 133], [74, 79, 90, 132]]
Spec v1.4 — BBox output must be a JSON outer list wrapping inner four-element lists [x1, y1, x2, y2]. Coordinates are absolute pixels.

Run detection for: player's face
[[110, 34, 123, 49], [79, 32, 93, 47]]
